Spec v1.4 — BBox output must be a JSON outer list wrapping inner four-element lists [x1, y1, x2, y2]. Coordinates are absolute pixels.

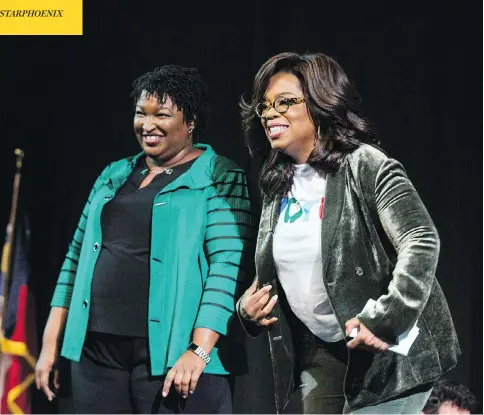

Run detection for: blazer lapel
[[321, 162, 347, 276], [256, 162, 347, 284], [255, 196, 281, 286]]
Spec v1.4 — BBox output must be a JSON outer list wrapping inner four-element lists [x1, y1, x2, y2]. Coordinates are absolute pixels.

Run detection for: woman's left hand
[[345, 317, 389, 352], [162, 350, 206, 399]]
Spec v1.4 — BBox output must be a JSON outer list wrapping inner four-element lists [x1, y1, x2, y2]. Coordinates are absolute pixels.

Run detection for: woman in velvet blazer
[[236, 52, 460, 414]]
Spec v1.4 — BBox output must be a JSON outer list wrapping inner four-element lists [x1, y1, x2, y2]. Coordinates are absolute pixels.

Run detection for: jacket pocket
[[407, 314, 442, 382]]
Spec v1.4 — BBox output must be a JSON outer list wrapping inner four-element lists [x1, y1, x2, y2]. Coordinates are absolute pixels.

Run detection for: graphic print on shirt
[[280, 195, 325, 223]]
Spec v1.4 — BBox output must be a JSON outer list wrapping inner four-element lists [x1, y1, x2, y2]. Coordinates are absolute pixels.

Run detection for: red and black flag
[[0, 150, 37, 414]]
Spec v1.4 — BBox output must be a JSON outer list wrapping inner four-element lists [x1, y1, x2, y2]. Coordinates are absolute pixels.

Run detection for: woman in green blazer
[[35, 65, 255, 413], [237, 52, 459, 414]]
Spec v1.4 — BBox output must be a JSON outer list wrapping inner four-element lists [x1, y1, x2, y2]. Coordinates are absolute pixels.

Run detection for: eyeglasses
[[255, 96, 305, 118]]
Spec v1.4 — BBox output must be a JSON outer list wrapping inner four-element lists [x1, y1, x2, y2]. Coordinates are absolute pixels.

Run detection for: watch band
[[187, 342, 211, 364]]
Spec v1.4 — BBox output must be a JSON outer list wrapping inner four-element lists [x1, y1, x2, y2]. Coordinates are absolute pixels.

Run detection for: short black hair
[[131, 65, 209, 141], [422, 379, 477, 414]]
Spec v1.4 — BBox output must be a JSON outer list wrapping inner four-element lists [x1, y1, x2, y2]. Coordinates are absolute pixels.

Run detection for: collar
[[102, 143, 217, 192]]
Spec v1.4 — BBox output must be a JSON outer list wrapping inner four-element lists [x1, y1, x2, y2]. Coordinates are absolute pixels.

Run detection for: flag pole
[[1, 149, 25, 335]]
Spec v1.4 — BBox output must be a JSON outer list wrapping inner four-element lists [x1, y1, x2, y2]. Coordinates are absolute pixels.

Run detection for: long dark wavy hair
[[240, 52, 379, 198]]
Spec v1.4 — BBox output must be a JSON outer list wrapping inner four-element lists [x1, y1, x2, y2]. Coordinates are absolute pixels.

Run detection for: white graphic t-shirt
[[273, 164, 344, 342]]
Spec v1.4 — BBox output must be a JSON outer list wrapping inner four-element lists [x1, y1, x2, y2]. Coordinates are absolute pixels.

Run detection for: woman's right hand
[[239, 278, 279, 327], [35, 342, 59, 401]]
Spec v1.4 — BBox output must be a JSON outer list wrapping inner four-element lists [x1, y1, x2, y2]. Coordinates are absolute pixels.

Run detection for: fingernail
[[162, 391, 167, 397], [272, 295, 278, 301], [182, 395, 187, 399], [189, 390, 194, 394]]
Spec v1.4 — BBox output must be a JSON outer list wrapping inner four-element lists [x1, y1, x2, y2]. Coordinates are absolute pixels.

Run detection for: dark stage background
[[0, 1, 481, 413]]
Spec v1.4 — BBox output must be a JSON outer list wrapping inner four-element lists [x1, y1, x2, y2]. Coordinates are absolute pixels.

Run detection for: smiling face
[[133, 91, 194, 163], [260, 72, 317, 164]]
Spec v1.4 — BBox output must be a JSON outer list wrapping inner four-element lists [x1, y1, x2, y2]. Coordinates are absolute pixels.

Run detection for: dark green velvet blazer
[[245, 144, 460, 412]]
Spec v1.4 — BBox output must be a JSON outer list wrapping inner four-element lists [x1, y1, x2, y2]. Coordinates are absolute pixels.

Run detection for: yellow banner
[[0, 0, 82, 35]]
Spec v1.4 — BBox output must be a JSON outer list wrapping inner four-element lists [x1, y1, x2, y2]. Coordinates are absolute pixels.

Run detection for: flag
[[0, 213, 37, 414]]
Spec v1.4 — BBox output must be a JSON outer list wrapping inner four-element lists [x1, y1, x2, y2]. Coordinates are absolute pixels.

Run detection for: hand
[[35, 343, 59, 401], [162, 350, 206, 399], [345, 317, 389, 352], [239, 277, 278, 327]]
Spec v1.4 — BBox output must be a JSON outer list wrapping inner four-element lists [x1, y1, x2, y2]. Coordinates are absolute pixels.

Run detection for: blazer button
[[355, 266, 364, 276], [82, 299, 89, 309], [104, 194, 113, 201], [93, 242, 100, 251]]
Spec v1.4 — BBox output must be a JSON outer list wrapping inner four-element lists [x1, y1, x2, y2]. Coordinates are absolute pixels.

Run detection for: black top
[[88, 156, 196, 337]]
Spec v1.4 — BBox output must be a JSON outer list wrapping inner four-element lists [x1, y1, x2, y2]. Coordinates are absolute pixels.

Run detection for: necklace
[[144, 151, 195, 176], [147, 168, 165, 174], [141, 167, 173, 176]]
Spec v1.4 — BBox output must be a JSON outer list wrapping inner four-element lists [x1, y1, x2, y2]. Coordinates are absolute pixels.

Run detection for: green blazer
[[51, 143, 255, 375], [242, 144, 460, 411]]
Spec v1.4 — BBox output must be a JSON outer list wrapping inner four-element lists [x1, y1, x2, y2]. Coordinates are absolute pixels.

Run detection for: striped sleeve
[[50, 167, 108, 309], [194, 168, 256, 335]]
